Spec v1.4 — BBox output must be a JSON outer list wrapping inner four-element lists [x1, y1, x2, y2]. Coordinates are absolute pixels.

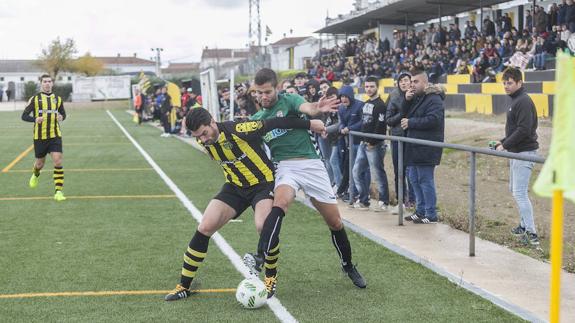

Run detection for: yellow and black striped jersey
[[21, 92, 66, 140], [201, 118, 310, 188]]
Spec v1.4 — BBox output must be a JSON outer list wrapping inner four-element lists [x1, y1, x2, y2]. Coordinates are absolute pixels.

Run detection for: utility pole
[[151, 47, 163, 77], [249, 0, 262, 47]]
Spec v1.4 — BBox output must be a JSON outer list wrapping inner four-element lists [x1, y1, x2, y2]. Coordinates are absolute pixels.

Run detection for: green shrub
[[23, 81, 38, 101], [53, 83, 73, 101]]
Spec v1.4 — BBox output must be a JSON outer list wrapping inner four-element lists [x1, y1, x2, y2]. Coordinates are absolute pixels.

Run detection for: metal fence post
[[348, 133, 354, 206], [398, 140, 404, 226], [469, 152, 476, 257]]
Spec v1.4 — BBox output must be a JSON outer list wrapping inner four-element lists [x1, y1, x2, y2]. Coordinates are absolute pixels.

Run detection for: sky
[[0, 0, 353, 64]]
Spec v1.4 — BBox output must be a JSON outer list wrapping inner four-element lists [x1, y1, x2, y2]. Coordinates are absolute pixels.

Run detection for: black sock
[[257, 206, 285, 257], [331, 228, 353, 269], [180, 230, 210, 289], [33, 167, 40, 177]]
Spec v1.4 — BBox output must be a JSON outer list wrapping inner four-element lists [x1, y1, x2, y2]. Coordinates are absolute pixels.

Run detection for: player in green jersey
[[243, 68, 366, 293]]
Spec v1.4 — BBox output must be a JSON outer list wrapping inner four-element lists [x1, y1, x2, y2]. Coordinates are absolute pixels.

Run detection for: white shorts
[[275, 159, 337, 204]]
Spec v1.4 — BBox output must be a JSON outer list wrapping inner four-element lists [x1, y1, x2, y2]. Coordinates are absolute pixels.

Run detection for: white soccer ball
[[235, 278, 268, 309]]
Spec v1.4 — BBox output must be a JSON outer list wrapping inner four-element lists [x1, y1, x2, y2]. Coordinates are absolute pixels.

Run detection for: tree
[[73, 53, 104, 76], [37, 37, 77, 80]]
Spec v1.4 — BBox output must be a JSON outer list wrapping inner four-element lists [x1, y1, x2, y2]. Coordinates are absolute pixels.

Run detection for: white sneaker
[[353, 201, 370, 211], [371, 201, 388, 212]]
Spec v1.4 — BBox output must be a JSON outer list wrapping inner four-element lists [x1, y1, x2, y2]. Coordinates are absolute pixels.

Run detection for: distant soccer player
[[165, 108, 326, 301], [21, 74, 67, 201], [246, 68, 367, 290]]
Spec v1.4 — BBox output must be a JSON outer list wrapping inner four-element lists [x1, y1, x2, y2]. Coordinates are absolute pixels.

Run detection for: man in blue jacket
[[336, 85, 364, 203], [400, 69, 445, 224]]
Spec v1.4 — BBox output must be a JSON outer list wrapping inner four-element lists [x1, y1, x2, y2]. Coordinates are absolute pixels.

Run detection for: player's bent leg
[[29, 158, 45, 189], [272, 184, 296, 211], [310, 198, 367, 289], [166, 199, 237, 301]]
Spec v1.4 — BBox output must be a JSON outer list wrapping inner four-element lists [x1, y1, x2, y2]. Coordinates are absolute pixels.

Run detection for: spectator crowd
[[310, 2, 575, 84]]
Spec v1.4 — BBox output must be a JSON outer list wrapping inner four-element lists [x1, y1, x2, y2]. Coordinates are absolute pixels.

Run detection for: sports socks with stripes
[[258, 206, 284, 277], [53, 166, 64, 192], [331, 227, 353, 269], [180, 230, 209, 289]]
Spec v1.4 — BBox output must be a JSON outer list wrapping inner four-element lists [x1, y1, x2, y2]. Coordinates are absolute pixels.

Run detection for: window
[[68, 76, 72, 81], [20, 77, 25, 81], [0, 77, 4, 81], [58, 76, 63, 81]]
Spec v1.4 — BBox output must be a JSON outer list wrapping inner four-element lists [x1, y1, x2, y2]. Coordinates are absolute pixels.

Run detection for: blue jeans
[[391, 141, 416, 204], [509, 151, 537, 233], [317, 135, 334, 185], [408, 165, 438, 220], [353, 142, 388, 205], [329, 143, 343, 188], [533, 53, 546, 69]]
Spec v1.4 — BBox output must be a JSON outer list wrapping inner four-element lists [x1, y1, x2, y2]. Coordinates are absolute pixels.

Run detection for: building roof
[[0, 60, 44, 73], [201, 48, 250, 59], [94, 56, 155, 66], [161, 62, 200, 74], [316, 0, 511, 34], [270, 37, 310, 47]]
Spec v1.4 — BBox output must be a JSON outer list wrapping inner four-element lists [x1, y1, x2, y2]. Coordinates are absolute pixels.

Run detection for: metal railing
[[339, 130, 546, 256]]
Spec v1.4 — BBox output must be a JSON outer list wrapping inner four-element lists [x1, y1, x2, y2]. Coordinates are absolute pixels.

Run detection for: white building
[[94, 55, 156, 75], [268, 36, 320, 71], [0, 60, 77, 101], [200, 48, 250, 71]]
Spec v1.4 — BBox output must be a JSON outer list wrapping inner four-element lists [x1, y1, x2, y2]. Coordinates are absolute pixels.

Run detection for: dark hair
[[286, 85, 297, 91], [40, 74, 52, 81], [325, 86, 339, 98], [502, 67, 522, 82], [254, 68, 278, 88], [410, 68, 426, 77], [319, 80, 331, 87], [185, 108, 212, 132], [364, 76, 379, 85]]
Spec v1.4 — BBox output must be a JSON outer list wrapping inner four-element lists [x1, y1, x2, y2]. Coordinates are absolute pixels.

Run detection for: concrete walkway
[[334, 201, 574, 323], [146, 115, 573, 323]]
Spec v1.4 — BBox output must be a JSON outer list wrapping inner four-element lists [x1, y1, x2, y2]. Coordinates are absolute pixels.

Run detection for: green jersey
[[251, 93, 320, 162]]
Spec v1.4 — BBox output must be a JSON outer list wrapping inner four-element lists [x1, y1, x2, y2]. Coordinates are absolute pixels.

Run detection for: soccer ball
[[235, 278, 268, 309]]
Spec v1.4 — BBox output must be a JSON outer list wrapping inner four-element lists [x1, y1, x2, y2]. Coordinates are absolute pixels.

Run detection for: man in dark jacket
[[494, 67, 539, 246], [386, 72, 416, 213], [482, 17, 496, 37], [400, 69, 445, 224], [158, 86, 173, 137], [352, 76, 389, 211], [336, 85, 363, 202]]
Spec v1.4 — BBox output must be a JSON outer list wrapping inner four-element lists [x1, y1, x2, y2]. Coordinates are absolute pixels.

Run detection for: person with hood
[[385, 72, 416, 214], [351, 76, 389, 211], [335, 85, 364, 203], [400, 69, 445, 224]]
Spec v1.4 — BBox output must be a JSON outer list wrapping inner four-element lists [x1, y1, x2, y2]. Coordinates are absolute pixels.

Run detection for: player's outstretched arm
[[298, 95, 340, 116]]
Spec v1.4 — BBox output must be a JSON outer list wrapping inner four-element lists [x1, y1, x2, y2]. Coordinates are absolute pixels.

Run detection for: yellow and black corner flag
[[533, 52, 575, 323]]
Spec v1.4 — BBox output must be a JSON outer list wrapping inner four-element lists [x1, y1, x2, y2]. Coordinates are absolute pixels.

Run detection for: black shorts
[[34, 137, 62, 159], [213, 182, 275, 218]]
